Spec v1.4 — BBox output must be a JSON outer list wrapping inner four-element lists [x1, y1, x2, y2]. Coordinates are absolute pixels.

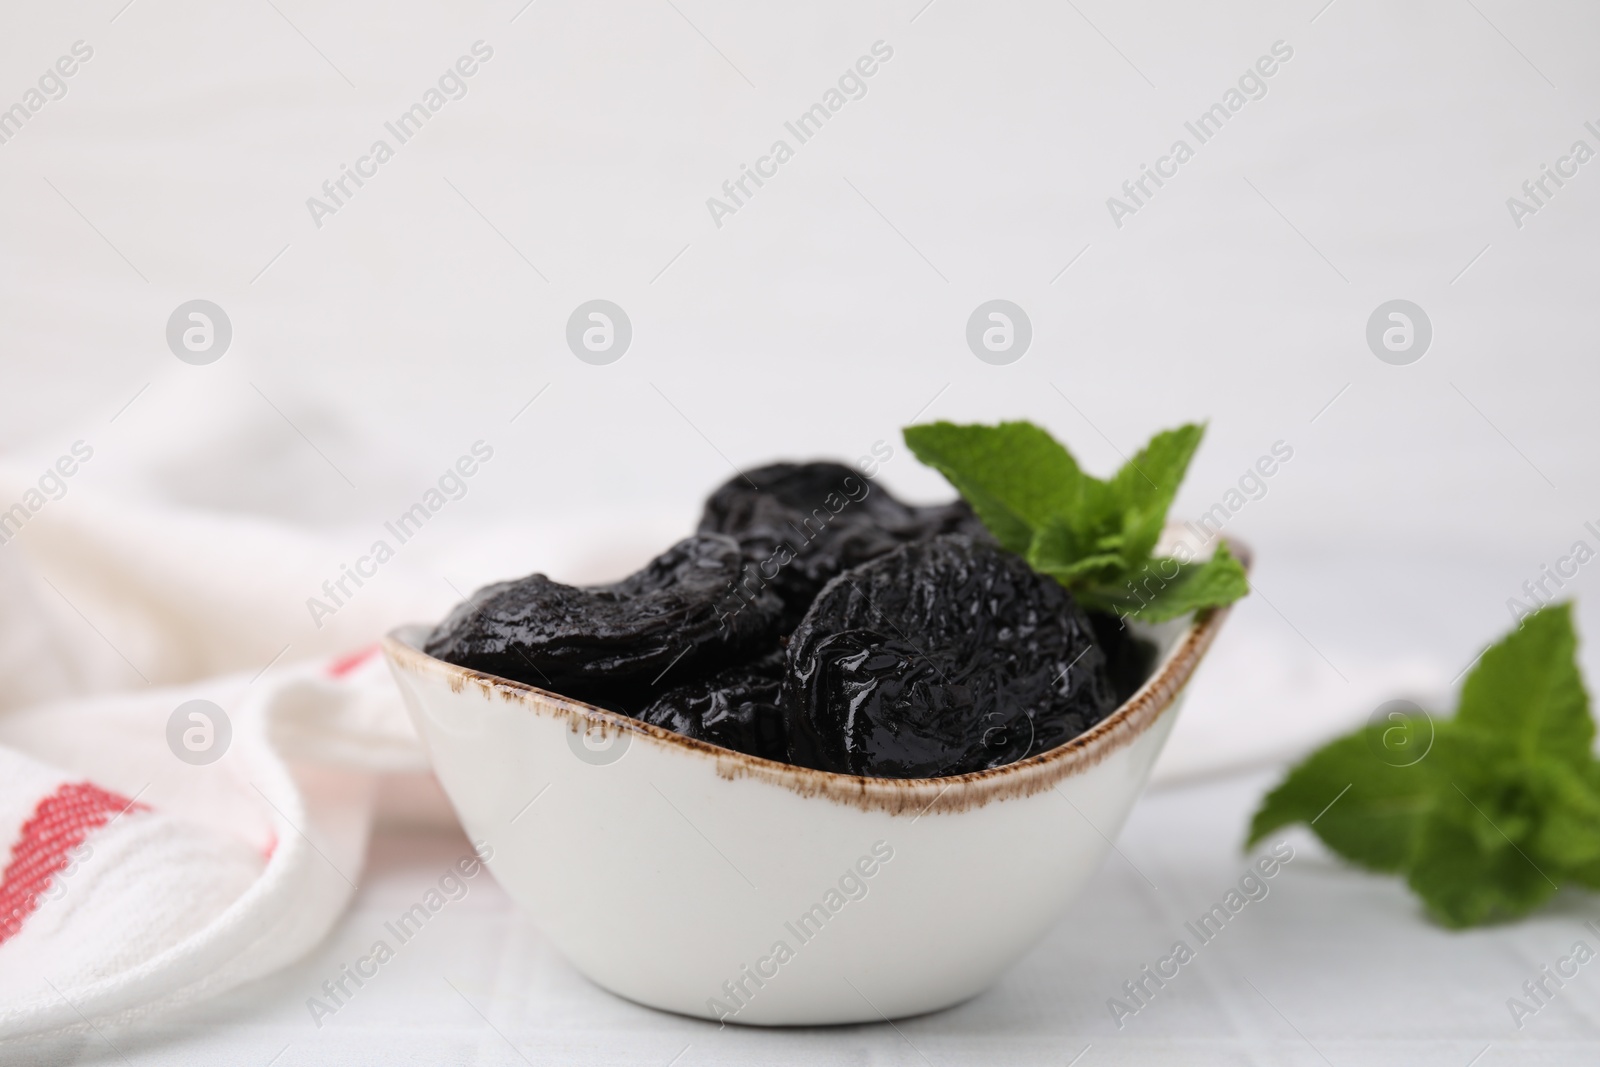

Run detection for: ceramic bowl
[[382, 550, 1241, 1026]]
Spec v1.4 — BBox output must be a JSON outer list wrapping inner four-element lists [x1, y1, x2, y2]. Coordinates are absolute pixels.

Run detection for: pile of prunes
[[425, 463, 1154, 779]]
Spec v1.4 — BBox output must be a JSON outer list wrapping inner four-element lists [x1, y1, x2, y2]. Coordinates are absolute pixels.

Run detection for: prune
[[423, 534, 785, 706], [1088, 611, 1159, 705], [783, 535, 1118, 778], [699, 462, 988, 623], [909, 499, 991, 540], [637, 651, 788, 762]]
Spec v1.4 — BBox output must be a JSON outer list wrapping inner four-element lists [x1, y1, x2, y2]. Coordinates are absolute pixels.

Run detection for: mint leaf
[[1027, 550, 1127, 589], [903, 419, 1247, 622], [1247, 724, 1443, 873], [1026, 515, 1124, 587], [1107, 424, 1204, 569], [1558, 766, 1600, 889], [1247, 602, 1600, 928], [1407, 797, 1559, 927], [1143, 547, 1250, 622], [1526, 758, 1600, 869], [1457, 602, 1591, 767], [902, 421, 1087, 555], [1081, 544, 1251, 622]]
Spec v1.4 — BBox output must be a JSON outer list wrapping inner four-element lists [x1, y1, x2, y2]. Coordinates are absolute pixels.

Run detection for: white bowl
[[383, 576, 1237, 1026]]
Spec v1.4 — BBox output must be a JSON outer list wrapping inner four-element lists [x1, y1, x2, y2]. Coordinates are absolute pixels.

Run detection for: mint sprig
[[902, 420, 1248, 621], [1248, 603, 1600, 927]]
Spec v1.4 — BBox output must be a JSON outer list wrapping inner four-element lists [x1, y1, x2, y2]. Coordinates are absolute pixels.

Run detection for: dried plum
[[423, 534, 785, 706], [637, 651, 788, 762], [424, 462, 1133, 780], [783, 535, 1118, 778], [1089, 611, 1159, 706], [910, 498, 990, 540], [699, 462, 987, 623]]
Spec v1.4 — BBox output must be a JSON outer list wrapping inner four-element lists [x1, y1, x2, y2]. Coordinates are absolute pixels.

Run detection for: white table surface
[[18, 767, 1600, 1067]]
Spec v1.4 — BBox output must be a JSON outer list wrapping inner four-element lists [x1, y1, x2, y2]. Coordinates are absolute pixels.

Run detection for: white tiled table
[[22, 767, 1600, 1066]]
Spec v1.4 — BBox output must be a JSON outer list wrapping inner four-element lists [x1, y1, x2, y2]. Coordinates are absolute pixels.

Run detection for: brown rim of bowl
[[383, 538, 1249, 817]]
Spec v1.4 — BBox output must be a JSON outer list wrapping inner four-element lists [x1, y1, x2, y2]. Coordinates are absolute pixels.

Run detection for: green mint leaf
[[1248, 603, 1600, 928], [1406, 791, 1560, 927], [1027, 551, 1127, 589], [1026, 516, 1125, 587], [1109, 423, 1205, 509], [1107, 423, 1205, 568], [902, 421, 1087, 555], [1247, 722, 1444, 873], [1525, 758, 1600, 870], [905, 418, 1247, 622], [1456, 602, 1591, 767], [1090, 544, 1250, 622], [1557, 764, 1600, 888]]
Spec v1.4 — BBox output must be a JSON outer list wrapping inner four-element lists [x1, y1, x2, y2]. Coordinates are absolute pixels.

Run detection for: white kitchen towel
[[0, 648, 396, 1039], [0, 453, 444, 1042]]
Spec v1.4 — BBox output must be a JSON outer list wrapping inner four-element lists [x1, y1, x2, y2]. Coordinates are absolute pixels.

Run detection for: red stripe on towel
[[0, 782, 148, 945], [326, 644, 380, 679]]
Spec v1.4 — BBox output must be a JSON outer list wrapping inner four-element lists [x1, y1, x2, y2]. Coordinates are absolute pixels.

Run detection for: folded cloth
[[0, 447, 698, 1040], [0, 650, 400, 1039], [0, 457, 446, 1041]]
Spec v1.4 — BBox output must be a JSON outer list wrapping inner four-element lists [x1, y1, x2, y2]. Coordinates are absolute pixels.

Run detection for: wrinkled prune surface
[[699, 462, 988, 623], [784, 535, 1118, 778], [638, 650, 788, 762], [423, 534, 784, 706]]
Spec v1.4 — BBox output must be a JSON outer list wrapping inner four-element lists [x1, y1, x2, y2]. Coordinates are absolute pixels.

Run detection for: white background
[[3, 0, 1600, 1061], [3, 2, 1597, 605]]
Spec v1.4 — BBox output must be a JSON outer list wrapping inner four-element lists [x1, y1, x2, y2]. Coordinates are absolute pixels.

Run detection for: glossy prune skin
[[699, 462, 987, 623], [423, 534, 784, 706], [783, 535, 1117, 779], [637, 651, 788, 762]]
